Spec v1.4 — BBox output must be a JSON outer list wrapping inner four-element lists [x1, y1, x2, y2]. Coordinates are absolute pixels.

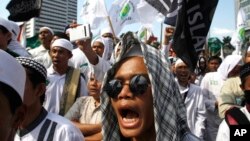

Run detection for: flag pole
[[107, 16, 117, 45], [160, 22, 163, 49], [145, 27, 148, 44]]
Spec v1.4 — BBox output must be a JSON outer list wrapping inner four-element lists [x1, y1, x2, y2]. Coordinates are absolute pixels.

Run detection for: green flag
[[26, 34, 41, 49], [208, 37, 222, 56]]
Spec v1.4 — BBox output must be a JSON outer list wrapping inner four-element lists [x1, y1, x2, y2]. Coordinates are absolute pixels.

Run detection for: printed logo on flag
[[119, 1, 134, 20]]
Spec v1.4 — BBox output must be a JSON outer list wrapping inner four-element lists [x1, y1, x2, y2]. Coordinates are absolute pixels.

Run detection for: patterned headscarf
[[101, 32, 189, 140]]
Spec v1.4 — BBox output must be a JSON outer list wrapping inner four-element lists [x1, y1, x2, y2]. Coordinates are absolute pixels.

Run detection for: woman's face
[[110, 56, 155, 139]]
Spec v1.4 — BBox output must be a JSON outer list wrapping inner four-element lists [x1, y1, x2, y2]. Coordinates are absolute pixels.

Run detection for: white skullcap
[[0, 17, 12, 32], [9, 21, 20, 40], [52, 38, 73, 51], [101, 27, 112, 36], [91, 37, 104, 47], [39, 26, 54, 35], [175, 58, 185, 68], [0, 50, 26, 101]]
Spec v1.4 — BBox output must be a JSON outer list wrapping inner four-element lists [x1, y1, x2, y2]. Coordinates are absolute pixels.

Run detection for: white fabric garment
[[0, 50, 26, 101], [69, 48, 89, 79], [43, 66, 88, 114], [176, 82, 207, 140], [69, 48, 111, 81], [14, 108, 84, 141], [28, 45, 52, 68], [51, 39, 73, 52], [216, 107, 250, 141], [8, 41, 30, 57], [200, 54, 242, 141], [102, 37, 114, 61], [7, 21, 30, 57]]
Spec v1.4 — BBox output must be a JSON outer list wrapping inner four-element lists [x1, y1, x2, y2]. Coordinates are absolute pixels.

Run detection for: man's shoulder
[[46, 112, 77, 128]]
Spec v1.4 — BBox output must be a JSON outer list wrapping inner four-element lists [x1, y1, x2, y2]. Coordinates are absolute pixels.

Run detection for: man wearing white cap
[[28, 26, 54, 68], [0, 17, 20, 57], [0, 50, 26, 141], [8, 21, 30, 57], [15, 57, 84, 141], [44, 39, 88, 116], [174, 58, 206, 140], [200, 54, 243, 141]]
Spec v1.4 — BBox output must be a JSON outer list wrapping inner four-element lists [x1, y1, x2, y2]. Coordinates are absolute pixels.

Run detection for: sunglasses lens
[[130, 75, 148, 95], [105, 79, 122, 98]]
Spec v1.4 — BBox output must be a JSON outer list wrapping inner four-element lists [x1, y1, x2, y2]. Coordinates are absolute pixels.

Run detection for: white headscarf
[[217, 54, 242, 80], [92, 36, 113, 61]]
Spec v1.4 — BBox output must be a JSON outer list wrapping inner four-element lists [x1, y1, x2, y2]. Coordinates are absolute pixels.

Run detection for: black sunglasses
[[104, 74, 150, 98]]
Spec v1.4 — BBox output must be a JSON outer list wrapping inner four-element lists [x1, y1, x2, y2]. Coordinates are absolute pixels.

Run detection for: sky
[[0, 0, 236, 40]]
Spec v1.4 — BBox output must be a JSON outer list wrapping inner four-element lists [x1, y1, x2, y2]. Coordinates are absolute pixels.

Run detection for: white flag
[[80, 0, 108, 29], [137, 0, 164, 28], [109, 0, 140, 35], [230, 8, 246, 54]]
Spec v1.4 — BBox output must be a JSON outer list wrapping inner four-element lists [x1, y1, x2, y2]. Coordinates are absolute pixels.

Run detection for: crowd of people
[[1, 15, 250, 141]]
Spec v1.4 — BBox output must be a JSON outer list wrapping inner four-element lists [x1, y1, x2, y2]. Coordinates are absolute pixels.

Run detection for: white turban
[[52, 38, 73, 52], [101, 27, 112, 36], [39, 26, 54, 35], [0, 17, 12, 32], [175, 58, 185, 68], [9, 21, 20, 40], [0, 50, 26, 101]]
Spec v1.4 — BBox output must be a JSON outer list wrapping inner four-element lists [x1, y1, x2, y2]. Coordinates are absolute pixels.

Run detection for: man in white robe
[[175, 59, 206, 140], [28, 27, 54, 68], [200, 54, 243, 141], [44, 39, 88, 115]]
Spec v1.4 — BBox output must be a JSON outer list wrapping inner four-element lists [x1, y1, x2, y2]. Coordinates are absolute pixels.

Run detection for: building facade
[[236, 0, 250, 34], [26, 0, 77, 37]]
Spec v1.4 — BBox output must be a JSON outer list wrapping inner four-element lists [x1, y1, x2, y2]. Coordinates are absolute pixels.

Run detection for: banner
[[6, 0, 42, 22], [80, 0, 108, 29], [144, 0, 181, 26], [109, 0, 140, 35], [230, 8, 246, 55], [173, 0, 218, 71], [137, 0, 164, 28]]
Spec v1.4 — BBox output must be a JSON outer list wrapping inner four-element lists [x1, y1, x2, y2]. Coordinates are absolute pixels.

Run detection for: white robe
[[28, 45, 52, 68], [176, 82, 207, 140], [43, 66, 88, 114]]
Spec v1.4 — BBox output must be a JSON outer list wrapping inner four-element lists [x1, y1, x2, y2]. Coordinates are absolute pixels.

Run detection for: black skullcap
[[16, 57, 47, 81], [240, 62, 250, 82], [54, 32, 69, 41]]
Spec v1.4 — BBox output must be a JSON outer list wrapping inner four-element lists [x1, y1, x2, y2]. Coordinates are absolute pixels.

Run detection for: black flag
[[173, 0, 218, 71], [6, 0, 43, 22]]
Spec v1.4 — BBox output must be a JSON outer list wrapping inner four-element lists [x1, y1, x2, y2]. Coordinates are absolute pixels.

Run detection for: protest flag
[[109, 0, 141, 35], [173, 0, 219, 71], [230, 8, 246, 55], [80, 0, 108, 29], [6, 0, 42, 22]]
